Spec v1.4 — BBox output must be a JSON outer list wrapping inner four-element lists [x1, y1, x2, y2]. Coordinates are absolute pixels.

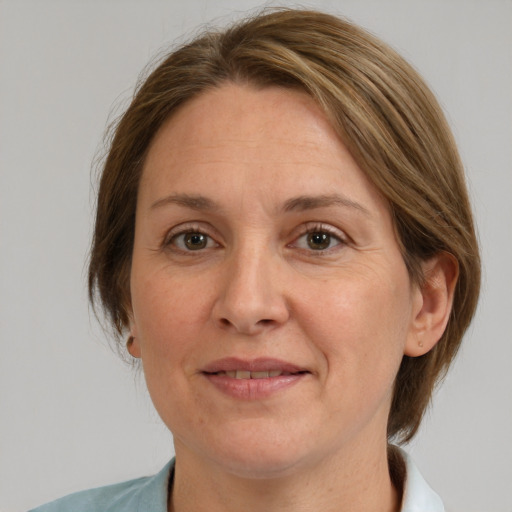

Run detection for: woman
[[30, 8, 480, 512]]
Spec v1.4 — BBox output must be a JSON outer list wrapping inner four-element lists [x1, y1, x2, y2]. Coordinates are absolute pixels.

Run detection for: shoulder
[[28, 461, 173, 512]]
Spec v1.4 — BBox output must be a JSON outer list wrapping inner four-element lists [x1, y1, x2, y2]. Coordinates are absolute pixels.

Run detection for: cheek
[[131, 272, 213, 425], [131, 270, 212, 364], [297, 266, 412, 382]]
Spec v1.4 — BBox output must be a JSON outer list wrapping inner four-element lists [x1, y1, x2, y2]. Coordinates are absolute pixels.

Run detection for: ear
[[404, 252, 459, 357], [127, 315, 142, 359]]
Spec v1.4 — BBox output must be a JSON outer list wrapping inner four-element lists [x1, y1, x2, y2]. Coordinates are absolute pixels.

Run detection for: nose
[[212, 247, 290, 335]]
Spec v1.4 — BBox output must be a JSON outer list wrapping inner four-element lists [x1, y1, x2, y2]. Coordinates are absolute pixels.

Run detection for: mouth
[[201, 358, 310, 399], [207, 369, 305, 379], [201, 357, 309, 377]]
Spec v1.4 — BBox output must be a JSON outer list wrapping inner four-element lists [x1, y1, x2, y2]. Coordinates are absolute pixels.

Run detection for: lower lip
[[203, 373, 306, 400]]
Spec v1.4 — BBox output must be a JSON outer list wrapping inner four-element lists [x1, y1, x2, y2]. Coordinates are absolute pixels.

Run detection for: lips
[[201, 358, 309, 399], [214, 369, 287, 379], [202, 357, 307, 376]]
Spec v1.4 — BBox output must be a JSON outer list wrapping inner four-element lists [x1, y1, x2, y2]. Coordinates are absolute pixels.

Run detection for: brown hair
[[88, 8, 480, 443]]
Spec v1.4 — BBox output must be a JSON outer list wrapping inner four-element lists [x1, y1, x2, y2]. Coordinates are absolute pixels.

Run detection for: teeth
[[251, 371, 270, 379], [217, 370, 285, 379]]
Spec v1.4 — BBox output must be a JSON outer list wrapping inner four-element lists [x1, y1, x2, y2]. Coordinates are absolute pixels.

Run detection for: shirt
[[28, 450, 444, 512]]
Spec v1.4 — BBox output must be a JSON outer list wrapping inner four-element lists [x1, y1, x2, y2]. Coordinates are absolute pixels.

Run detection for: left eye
[[170, 231, 217, 251], [294, 230, 343, 251]]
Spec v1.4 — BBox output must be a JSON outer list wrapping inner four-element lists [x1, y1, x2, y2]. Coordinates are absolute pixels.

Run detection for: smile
[[201, 358, 310, 399], [211, 370, 297, 379]]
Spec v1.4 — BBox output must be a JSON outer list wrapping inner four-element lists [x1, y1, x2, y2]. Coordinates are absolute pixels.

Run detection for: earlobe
[[404, 252, 459, 357], [127, 317, 141, 358], [126, 335, 141, 358]]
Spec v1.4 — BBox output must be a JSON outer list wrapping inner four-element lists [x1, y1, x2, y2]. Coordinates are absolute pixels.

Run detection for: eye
[[169, 231, 218, 251], [305, 232, 334, 250], [291, 226, 345, 252]]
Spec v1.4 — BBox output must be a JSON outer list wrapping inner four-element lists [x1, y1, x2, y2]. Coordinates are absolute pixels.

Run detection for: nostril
[[219, 318, 231, 327], [216, 316, 276, 334]]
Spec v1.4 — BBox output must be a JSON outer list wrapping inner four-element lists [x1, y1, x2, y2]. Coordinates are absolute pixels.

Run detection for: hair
[[88, 8, 480, 443]]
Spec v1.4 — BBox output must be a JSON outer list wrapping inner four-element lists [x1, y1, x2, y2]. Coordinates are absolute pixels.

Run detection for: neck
[[169, 440, 401, 512]]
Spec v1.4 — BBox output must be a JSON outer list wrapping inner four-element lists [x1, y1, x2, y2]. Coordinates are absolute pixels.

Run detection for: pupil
[[308, 232, 330, 250], [185, 233, 206, 249]]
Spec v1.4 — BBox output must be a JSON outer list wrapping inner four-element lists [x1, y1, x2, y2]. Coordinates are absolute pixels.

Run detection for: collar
[[398, 448, 445, 511]]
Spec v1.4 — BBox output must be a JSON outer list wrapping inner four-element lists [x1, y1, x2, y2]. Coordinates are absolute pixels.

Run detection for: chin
[[197, 423, 319, 480]]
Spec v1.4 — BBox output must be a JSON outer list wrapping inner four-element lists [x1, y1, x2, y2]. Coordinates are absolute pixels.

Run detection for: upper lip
[[202, 357, 308, 374]]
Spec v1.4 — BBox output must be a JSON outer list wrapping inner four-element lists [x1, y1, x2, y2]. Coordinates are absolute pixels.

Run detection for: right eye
[[169, 231, 218, 251]]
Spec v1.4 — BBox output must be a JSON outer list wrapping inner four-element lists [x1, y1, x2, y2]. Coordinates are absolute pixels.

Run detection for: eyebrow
[[282, 194, 370, 215], [150, 192, 370, 216], [150, 194, 220, 212]]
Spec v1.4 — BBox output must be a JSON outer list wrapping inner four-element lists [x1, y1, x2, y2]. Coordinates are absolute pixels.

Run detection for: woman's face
[[129, 84, 424, 477]]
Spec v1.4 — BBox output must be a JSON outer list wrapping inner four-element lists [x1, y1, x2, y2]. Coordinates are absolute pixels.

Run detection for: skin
[[128, 84, 456, 512]]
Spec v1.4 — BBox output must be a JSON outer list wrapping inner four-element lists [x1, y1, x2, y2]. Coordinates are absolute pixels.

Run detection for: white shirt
[[400, 449, 445, 511]]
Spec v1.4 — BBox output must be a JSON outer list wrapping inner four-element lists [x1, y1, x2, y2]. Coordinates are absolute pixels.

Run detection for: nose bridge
[[213, 235, 288, 333], [231, 241, 270, 301]]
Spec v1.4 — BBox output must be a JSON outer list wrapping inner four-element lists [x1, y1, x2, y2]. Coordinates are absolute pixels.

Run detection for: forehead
[[139, 83, 386, 214], [144, 84, 336, 163]]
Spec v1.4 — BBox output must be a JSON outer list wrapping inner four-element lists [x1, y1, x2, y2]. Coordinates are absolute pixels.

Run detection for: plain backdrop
[[1, 1, 511, 511]]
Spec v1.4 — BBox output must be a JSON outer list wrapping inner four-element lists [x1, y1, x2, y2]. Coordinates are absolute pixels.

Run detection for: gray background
[[1, 1, 511, 511]]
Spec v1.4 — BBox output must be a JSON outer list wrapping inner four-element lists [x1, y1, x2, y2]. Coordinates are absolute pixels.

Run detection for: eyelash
[[163, 222, 348, 255], [289, 223, 347, 254], [164, 224, 219, 253]]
